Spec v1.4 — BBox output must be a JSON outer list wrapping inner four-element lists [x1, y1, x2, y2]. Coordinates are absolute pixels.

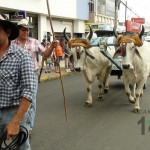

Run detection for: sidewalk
[[39, 60, 76, 82]]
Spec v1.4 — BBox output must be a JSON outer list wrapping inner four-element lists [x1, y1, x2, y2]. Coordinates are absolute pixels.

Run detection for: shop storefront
[[0, 9, 38, 39]]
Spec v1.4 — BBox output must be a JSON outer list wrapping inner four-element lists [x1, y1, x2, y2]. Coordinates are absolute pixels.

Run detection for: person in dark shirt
[[64, 41, 71, 72]]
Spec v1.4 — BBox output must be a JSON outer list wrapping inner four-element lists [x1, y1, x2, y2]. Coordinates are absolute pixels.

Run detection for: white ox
[[63, 27, 115, 106], [113, 26, 150, 112]]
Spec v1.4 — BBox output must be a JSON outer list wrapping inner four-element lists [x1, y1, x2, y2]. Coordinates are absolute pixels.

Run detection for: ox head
[[63, 26, 95, 72], [114, 42, 142, 70], [114, 25, 144, 47], [63, 26, 93, 48], [113, 26, 144, 70]]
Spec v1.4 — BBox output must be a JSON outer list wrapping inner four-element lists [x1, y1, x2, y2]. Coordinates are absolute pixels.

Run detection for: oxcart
[[90, 35, 122, 79]]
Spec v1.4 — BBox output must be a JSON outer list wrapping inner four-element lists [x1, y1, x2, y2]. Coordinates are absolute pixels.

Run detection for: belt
[[0, 106, 18, 111]]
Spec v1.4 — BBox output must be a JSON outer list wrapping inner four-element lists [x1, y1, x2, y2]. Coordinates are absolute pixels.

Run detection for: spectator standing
[[45, 42, 53, 73], [53, 40, 63, 73], [0, 14, 35, 149], [64, 41, 71, 72], [41, 38, 47, 47], [11, 19, 57, 137], [41, 40, 52, 73]]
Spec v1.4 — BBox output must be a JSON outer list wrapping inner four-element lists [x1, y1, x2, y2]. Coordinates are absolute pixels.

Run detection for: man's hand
[[44, 40, 59, 57], [50, 40, 59, 48], [5, 98, 31, 140], [6, 122, 20, 140]]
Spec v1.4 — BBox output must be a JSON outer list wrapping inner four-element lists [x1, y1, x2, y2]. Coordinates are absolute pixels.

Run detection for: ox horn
[[86, 26, 93, 41], [113, 27, 118, 38], [139, 25, 144, 39], [63, 28, 70, 42]]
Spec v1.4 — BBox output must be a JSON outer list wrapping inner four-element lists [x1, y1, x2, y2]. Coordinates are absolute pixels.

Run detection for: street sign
[[10, 11, 26, 21], [126, 20, 141, 32], [131, 18, 145, 24]]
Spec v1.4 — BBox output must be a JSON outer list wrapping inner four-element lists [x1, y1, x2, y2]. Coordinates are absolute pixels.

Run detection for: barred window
[[89, 0, 95, 13]]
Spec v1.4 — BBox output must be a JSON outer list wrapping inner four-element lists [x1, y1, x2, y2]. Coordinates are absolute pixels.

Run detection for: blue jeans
[[28, 71, 38, 130], [0, 106, 31, 150]]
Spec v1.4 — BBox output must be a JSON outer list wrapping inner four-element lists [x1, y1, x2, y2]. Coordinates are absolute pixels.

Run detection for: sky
[[119, 0, 150, 23]]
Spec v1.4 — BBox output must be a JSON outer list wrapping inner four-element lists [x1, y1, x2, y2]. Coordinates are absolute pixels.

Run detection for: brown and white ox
[[63, 27, 115, 106], [113, 26, 150, 112]]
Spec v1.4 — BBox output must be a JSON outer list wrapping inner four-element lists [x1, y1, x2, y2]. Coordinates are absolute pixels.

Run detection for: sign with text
[[10, 11, 26, 21], [131, 18, 145, 24], [126, 20, 141, 32]]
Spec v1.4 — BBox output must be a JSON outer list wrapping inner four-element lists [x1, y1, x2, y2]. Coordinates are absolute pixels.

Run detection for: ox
[[113, 26, 150, 112], [63, 27, 115, 106]]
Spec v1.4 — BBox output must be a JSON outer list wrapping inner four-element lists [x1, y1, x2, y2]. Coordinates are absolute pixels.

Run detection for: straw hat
[[18, 19, 33, 29]]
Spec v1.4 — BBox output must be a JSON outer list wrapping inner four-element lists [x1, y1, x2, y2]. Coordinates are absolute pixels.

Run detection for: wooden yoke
[[68, 38, 91, 48], [115, 34, 143, 47]]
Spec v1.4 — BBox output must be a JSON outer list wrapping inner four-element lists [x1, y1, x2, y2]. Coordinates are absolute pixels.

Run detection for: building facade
[[88, 0, 116, 28], [0, 0, 90, 64], [0, 0, 119, 40], [0, 0, 89, 42], [0, 0, 121, 64]]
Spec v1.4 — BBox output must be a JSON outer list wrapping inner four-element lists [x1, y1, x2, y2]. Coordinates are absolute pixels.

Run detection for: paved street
[[30, 74, 150, 150], [39, 60, 72, 82], [1, 1, 150, 150]]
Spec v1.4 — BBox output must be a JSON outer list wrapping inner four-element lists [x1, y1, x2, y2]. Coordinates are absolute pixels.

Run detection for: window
[[97, 0, 106, 15], [89, 0, 95, 13]]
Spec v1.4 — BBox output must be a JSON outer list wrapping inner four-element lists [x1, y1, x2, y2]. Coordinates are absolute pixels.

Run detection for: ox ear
[[113, 47, 122, 59], [135, 47, 142, 59]]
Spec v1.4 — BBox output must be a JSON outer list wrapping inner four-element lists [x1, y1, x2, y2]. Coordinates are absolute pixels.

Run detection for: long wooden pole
[[46, 0, 68, 122], [46, 0, 55, 40]]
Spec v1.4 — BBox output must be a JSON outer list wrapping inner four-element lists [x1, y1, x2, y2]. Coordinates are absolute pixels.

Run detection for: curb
[[39, 71, 76, 83]]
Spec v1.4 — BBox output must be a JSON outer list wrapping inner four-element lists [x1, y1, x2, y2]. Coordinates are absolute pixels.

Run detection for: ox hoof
[[84, 102, 92, 107], [133, 108, 140, 113], [129, 99, 135, 104], [128, 97, 135, 104], [104, 89, 109, 93]]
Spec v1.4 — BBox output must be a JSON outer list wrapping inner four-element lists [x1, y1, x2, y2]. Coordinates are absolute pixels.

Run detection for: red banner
[[131, 18, 145, 24], [125, 20, 141, 32]]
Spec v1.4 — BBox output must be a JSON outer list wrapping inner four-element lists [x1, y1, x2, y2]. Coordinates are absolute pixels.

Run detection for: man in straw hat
[[11, 18, 58, 137], [0, 13, 35, 149]]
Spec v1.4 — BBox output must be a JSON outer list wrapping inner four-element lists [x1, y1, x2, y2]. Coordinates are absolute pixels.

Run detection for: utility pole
[[114, 0, 119, 29], [125, 1, 127, 22], [125, 1, 127, 32]]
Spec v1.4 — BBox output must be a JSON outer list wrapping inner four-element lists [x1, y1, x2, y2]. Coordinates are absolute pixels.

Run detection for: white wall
[[76, 0, 89, 20], [49, 20, 72, 33], [74, 20, 85, 33], [0, 0, 89, 20], [38, 15, 48, 42]]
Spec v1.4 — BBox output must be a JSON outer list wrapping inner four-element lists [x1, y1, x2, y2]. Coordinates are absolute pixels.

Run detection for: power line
[[119, 0, 141, 18]]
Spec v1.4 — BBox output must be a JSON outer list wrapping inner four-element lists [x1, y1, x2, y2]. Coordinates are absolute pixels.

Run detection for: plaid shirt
[[11, 37, 46, 70], [0, 43, 35, 108]]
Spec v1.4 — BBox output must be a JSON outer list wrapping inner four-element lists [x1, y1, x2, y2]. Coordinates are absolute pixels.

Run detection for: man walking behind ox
[[11, 19, 58, 137], [0, 14, 35, 149]]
